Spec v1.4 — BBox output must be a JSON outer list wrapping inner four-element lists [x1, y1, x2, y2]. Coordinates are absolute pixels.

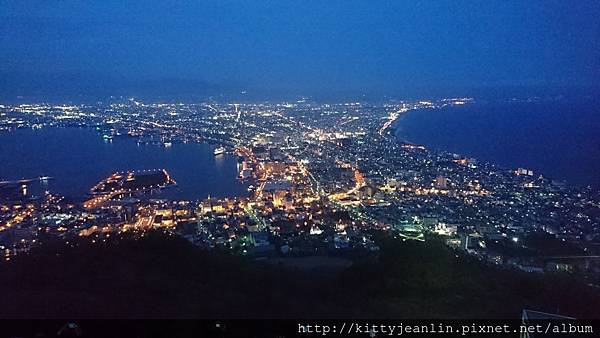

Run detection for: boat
[[214, 146, 225, 155]]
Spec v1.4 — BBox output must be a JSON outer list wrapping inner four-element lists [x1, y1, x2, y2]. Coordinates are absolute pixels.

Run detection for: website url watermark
[[298, 322, 594, 336]]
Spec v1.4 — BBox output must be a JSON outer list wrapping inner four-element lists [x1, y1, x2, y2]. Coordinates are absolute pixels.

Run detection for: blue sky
[[1, 0, 599, 99]]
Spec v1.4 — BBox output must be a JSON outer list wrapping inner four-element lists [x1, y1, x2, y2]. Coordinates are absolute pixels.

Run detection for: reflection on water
[[0, 128, 249, 200]]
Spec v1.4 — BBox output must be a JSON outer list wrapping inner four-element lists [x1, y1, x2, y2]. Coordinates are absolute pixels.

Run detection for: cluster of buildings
[[1, 97, 599, 280]]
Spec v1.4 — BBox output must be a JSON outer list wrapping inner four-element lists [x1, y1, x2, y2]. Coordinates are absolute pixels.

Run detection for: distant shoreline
[[390, 100, 600, 189]]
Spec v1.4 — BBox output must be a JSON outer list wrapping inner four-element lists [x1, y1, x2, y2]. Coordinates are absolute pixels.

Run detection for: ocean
[[394, 98, 600, 188]]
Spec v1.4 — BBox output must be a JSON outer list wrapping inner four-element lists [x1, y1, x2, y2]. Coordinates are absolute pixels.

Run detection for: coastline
[[0, 127, 249, 200], [389, 101, 600, 189]]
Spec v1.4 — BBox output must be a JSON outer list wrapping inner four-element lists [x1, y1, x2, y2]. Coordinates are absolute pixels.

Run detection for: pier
[[0, 176, 52, 186]]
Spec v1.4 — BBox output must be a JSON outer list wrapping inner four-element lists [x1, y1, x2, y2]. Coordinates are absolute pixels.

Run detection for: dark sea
[[395, 98, 600, 188], [0, 128, 248, 200]]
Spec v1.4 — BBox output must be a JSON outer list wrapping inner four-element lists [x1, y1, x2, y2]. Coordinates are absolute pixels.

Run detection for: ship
[[214, 146, 225, 156]]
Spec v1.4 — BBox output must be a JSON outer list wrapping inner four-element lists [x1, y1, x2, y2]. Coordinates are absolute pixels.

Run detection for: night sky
[[1, 0, 599, 99]]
